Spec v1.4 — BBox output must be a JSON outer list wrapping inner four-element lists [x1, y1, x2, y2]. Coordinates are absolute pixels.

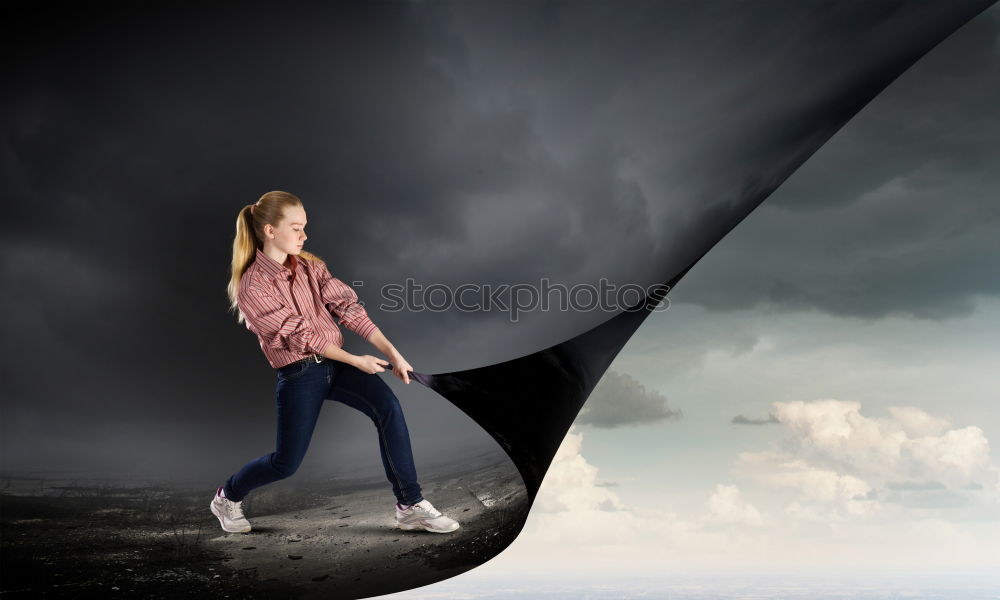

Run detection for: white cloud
[[735, 450, 878, 517], [737, 399, 1000, 517], [532, 426, 627, 513], [905, 426, 995, 484], [887, 405, 953, 438], [772, 399, 907, 474], [703, 484, 766, 527]]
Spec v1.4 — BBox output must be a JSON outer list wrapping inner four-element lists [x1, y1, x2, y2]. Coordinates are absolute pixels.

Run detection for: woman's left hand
[[390, 354, 414, 384]]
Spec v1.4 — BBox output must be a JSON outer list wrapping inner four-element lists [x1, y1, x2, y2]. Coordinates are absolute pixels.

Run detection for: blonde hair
[[227, 190, 325, 325]]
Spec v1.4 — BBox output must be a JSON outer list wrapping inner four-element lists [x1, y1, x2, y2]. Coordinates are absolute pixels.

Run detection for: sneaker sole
[[395, 520, 460, 534], [210, 500, 252, 533]]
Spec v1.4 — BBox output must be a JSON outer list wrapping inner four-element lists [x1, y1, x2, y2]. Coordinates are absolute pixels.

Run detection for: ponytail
[[227, 204, 259, 325]]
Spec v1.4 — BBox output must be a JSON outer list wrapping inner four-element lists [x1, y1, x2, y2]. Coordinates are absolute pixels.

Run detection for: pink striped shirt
[[238, 247, 380, 369]]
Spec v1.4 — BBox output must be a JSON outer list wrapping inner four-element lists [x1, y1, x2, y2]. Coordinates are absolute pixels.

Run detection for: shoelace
[[226, 499, 246, 520], [415, 503, 442, 518]]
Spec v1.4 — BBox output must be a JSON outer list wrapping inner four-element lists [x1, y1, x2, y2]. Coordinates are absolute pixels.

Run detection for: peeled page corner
[[399, 0, 997, 588]]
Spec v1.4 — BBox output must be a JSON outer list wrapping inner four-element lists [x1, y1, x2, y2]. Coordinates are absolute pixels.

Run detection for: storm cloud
[[578, 370, 682, 428]]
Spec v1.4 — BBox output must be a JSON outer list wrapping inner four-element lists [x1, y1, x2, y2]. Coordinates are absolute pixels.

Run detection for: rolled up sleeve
[[314, 261, 380, 341], [239, 283, 335, 355]]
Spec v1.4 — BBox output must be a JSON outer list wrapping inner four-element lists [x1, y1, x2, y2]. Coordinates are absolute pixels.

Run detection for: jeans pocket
[[278, 361, 311, 381]]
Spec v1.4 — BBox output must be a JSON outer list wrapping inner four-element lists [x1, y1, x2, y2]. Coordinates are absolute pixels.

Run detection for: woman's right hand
[[351, 354, 390, 374]]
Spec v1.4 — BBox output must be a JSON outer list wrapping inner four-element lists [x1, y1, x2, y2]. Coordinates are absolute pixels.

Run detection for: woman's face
[[266, 205, 308, 256]]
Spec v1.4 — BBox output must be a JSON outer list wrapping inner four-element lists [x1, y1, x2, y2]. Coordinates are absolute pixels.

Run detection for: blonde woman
[[211, 190, 459, 535]]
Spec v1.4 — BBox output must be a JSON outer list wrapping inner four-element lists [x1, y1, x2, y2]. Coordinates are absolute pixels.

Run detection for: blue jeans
[[223, 358, 424, 505]]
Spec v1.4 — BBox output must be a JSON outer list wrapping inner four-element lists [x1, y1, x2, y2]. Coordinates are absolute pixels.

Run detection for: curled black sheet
[[389, 0, 998, 572]]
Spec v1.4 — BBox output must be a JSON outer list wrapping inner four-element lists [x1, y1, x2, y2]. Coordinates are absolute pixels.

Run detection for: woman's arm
[[366, 329, 399, 361], [318, 342, 364, 367], [366, 329, 414, 384], [314, 262, 380, 341]]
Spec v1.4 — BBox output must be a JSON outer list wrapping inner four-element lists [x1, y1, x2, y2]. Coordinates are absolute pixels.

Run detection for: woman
[[210, 190, 459, 534]]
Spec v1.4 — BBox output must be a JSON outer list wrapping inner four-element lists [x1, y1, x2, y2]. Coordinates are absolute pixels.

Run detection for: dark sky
[[2, 1, 995, 483]]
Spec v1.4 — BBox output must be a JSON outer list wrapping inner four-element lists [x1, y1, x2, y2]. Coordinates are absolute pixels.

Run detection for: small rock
[[288, 555, 303, 560], [311, 574, 330, 582], [242, 546, 256, 550]]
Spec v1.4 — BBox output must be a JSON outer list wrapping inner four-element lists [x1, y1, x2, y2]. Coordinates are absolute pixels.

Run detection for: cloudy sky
[[2, 0, 999, 589]]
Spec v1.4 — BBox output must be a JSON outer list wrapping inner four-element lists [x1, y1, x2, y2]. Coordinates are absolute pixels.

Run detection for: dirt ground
[[0, 451, 529, 599]]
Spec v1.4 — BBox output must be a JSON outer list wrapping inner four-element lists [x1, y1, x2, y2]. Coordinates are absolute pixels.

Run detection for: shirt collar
[[254, 247, 297, 281]]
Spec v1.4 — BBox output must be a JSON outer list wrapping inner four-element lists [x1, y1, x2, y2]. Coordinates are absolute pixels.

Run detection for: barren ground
[[1, 451, 529, 599]]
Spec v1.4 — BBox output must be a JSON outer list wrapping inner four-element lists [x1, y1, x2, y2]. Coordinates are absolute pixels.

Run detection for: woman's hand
[[389, 354, 414, 384], [352, 354, 389, 374]]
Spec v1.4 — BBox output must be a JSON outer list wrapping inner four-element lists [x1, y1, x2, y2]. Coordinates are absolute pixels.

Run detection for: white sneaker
[[210, 485, 252, 533], [395, 498, 460, 533]]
